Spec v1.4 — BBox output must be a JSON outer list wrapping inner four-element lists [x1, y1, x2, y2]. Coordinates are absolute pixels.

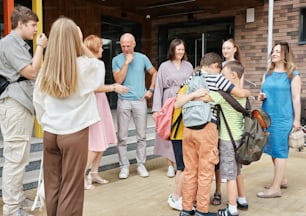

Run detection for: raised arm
[[230, 86, 251, 98], [174, 87, 208, 108], [113, 53, 134, 84], [20, 33, 48, 79]]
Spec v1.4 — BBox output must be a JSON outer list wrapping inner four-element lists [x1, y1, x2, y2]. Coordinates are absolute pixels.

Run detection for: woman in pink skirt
[[83, 35, 128, 189]]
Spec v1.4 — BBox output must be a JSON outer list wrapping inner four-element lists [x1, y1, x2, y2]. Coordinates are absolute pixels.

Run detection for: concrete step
[[0, 119, 157, 196]]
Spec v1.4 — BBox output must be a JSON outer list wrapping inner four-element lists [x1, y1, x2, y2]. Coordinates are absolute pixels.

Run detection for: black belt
[[210, 119, 218, 125], [17, 76, 28, 82], [187, 123, 207, 130]]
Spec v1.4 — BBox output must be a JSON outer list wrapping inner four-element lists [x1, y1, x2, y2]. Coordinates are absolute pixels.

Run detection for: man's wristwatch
[[148, 88, 154, 93]]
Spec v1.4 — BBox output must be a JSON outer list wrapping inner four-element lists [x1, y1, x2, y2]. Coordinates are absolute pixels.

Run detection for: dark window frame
[[299, 7, 306, 44]]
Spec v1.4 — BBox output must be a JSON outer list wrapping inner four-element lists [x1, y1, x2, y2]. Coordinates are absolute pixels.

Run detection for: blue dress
[[261, 70, 299, 158]]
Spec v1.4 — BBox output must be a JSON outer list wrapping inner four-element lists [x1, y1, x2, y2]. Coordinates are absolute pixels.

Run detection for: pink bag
[[154, 97, 176, 140]]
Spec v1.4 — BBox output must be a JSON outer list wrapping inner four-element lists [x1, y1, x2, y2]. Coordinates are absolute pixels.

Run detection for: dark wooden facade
[[43, 0, 306, 109]]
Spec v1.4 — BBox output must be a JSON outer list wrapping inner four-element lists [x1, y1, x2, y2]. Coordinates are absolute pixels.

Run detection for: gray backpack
[[182, 70, 212, 128]]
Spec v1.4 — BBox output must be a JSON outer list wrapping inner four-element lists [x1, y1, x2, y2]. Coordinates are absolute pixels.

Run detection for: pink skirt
[[88, 92, 117, 152]]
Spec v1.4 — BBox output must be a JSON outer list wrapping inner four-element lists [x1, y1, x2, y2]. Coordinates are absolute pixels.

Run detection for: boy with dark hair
[[175, 53, 250, 216], [0, 5, 48, 216]]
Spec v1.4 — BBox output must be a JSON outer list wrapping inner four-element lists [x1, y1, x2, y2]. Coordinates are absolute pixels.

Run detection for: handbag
[[0, 74, 9, 95], [288, 128, 304, 149], [154, 97, 176, 140]]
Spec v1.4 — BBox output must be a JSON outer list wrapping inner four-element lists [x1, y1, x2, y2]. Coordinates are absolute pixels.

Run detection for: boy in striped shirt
[[175, 53, 250, 216]]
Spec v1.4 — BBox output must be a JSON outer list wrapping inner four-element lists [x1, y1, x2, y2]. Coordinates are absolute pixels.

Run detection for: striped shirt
[[183, 70, 234, 122]]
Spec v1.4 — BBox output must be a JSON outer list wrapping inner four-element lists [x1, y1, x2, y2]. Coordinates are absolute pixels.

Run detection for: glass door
[[194, 33, 206, 67], [158, 17, 234, 67]]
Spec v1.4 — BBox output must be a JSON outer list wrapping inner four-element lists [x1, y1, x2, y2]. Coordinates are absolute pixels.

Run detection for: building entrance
[[158, 17, 234, 67]]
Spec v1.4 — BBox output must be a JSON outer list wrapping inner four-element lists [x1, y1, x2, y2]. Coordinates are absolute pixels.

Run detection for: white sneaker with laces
[[168, 194, 182, 211], [167, 165, 175, 178], [137, 164, 149, 177], [119, 167, 129, 179]]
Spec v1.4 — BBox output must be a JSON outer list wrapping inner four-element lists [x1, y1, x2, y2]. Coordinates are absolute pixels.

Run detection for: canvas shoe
[[137, 164, 149, 177], [167, 165, 175, 178], [21, 198, 38, 210], [168, 194, 182, 211], [217, 208, 238, 216], [179, 209, 195, 216], [119, 167, 129, 179], [195, 210, 217, 216], [17, 208, 33, 216]]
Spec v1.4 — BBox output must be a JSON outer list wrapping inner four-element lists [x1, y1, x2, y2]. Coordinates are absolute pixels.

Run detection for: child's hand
[[192, 88, 208, 98]]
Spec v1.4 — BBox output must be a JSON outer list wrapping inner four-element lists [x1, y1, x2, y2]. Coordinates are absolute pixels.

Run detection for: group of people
[[151, 32, 301, 216], [0, 5, 301, 216]]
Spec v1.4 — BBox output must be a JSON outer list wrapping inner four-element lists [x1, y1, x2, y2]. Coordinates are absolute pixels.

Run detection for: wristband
[[149, 88, 154, 93]]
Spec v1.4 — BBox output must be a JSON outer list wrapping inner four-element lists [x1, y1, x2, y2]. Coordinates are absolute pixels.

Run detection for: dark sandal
[[212, 192, 222, 205]]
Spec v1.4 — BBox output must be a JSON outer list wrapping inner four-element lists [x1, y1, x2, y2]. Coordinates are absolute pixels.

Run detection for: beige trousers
[[0, 98, 34, 216]]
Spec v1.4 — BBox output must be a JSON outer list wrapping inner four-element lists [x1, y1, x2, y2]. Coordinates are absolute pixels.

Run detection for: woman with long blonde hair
[[33, 17, 105, 216], [257, 41, 301, 198]]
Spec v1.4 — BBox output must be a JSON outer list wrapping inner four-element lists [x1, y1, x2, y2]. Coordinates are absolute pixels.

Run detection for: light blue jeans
[[116, 98, 147, 168], [0, 98, 34, 215]]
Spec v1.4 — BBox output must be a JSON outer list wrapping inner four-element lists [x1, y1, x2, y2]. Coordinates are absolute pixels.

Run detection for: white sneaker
[[119, 167, 129, 179], [168, 194, 182, 211], [167, 166, 175, 178], [17, 208, 34, 216], [137, 164, 149, 177]]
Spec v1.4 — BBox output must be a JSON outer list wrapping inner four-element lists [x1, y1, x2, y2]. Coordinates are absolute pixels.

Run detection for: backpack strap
[[217, 90, 250, 116], [171, 112, 182, 139], [216, 105, 237, 152]]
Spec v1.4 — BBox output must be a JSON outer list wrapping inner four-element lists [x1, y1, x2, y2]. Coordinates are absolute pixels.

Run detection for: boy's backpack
[[154, 97, 176, 140], [182, 70, 212, 128], [217, 90, 271, 165]]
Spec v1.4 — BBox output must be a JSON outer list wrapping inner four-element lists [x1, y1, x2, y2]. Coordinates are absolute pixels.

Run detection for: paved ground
[[7, 147, 306, 216]]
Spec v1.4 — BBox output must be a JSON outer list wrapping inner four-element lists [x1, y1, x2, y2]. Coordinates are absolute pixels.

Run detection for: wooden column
[[3, 0, 14, 35], [32, 0, 44, 138]]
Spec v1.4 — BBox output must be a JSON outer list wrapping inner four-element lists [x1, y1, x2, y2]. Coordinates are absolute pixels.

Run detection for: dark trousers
[[43, 128, 88, 216]]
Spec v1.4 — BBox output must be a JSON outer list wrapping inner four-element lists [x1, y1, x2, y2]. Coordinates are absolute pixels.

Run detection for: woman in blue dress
[[257, 41, 301, 198]]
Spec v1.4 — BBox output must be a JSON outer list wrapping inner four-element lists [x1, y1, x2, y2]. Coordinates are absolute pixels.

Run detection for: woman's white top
[[33, 56, 105, 135]]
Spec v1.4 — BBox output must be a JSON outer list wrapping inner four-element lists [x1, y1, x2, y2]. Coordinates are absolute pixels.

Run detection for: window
[[299, 8, 306, 44]]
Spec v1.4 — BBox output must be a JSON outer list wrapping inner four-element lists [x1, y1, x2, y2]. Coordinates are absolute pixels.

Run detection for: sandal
[[84, 178, 95, 190], [212, 192, 222, 205], [90, 172, 109, 185]]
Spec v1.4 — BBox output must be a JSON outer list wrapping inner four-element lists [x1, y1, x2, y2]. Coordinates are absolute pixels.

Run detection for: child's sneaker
[[179, 209, 195, 216], [217, 208, 238, 216], [168, 194, 182, 210], [195, 210, 217, 216], [167, 165, 175, 178]]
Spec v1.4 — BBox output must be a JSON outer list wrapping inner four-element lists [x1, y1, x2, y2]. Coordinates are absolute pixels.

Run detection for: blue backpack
[[182, 70, 212, 128]]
